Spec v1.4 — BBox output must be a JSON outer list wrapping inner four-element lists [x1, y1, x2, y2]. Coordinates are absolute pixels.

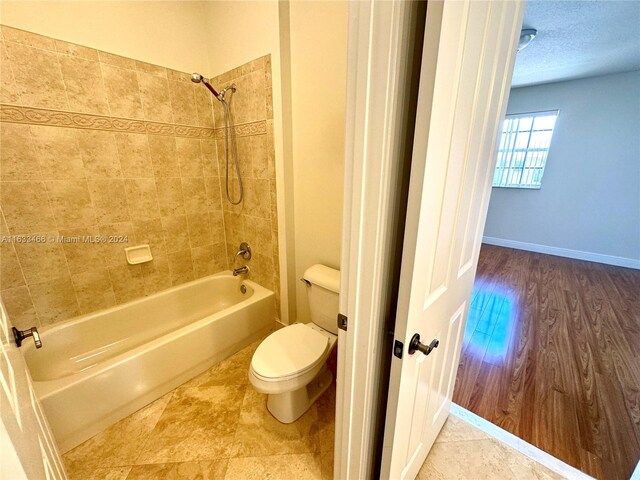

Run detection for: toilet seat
[[251, 323, 329, 381]]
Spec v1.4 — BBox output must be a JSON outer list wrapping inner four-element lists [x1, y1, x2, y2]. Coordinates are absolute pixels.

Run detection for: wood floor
[[453, 245, 640, 480]]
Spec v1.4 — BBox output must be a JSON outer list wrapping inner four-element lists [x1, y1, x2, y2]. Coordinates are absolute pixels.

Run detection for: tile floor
[[63, 338, 563, 480]]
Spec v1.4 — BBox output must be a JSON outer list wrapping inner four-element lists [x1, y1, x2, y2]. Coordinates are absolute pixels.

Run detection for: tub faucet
[[235, 242, 252, 263], [12, 326, 42, 348], [233, 265, 249, 276]]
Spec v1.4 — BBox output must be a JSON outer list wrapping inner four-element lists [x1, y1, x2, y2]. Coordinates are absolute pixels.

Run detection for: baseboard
[[482, 236, 640, 269], [450, 404, 595, 480]]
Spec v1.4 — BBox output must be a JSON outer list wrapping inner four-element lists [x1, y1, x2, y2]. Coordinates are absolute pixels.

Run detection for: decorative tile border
[[0, 104, 215, 139], [214, 120, 267, 139]]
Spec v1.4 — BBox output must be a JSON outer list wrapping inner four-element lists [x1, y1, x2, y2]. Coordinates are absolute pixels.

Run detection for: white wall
[[0, 1, 212, 74], [484, 70, 640, 265], [289, 1, 348, 324]]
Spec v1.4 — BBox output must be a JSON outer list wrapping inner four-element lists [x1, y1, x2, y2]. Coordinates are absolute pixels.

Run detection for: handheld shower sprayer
[[191, 72, 243, 205], [191, 73, 222, 100]]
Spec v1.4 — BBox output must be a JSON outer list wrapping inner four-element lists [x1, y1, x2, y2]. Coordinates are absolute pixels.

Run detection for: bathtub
[[22, 271, 275, 453]]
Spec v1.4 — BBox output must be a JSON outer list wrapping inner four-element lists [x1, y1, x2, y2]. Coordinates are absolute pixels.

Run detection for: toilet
[[249, 264, 339, 423]]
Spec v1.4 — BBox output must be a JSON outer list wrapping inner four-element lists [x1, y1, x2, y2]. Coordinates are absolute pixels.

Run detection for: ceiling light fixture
[[518, 28, 537, 52]]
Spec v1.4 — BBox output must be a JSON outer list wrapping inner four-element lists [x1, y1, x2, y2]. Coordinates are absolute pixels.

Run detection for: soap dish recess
[[125, 245, 153, 265]]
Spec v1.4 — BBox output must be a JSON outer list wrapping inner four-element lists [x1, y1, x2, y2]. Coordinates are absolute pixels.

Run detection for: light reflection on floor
[[463, 281, 517, 364]]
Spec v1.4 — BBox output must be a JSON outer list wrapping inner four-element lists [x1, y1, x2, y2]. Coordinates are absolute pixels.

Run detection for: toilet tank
[[303, 264, 340, 335]]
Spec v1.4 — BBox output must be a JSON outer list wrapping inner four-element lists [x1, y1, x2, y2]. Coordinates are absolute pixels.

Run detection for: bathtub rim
[[24, 271, 273, 393]]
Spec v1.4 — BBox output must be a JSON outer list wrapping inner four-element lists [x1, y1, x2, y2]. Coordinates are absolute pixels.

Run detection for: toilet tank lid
[[303, 264, 340, 293]]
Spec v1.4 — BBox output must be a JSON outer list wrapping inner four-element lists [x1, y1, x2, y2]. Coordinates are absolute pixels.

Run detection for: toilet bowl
[[249, 264, 340, 423]]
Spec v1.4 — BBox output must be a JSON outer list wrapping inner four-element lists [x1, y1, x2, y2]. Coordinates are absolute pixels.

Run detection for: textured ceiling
[[512, 0, 640, 87]]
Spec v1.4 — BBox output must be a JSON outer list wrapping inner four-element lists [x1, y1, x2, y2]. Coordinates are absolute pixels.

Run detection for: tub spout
[[233, 265, 249, 276]]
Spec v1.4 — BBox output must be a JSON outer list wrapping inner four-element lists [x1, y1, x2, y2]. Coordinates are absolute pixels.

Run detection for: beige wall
[[0, 25, 280, 327], [289, 2, 348, 324], [0, 1, 212, 74], [0, 26, 227, 328]]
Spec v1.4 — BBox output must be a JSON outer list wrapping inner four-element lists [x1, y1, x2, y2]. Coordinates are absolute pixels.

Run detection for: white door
[[0, 300, 66, 479], [381, 1, 524, 478]]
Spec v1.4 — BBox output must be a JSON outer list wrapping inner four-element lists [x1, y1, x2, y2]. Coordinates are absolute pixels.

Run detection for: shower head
[[191, 72, 221, 100]]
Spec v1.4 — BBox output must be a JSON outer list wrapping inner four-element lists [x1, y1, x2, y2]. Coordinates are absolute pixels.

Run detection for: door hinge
[[393, 340, 404, 359], [337, 313, 348, 331]]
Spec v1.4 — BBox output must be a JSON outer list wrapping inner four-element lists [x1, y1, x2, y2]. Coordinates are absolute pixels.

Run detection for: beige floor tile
[[178, 341, 259, 390], [417, 438, 517, 480], [126, 460, 228, 480], [435, 414, 490, 443], [82, 466, 131, 480], [135, 385, 246, 464], [63, 394, 172, 480], [232, 388, 320, 458], [497, 444, 565, 480], [224, 453, 321, 480]]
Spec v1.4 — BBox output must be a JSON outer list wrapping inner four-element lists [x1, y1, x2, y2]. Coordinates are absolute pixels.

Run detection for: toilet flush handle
[[300, 278, 311, 286]]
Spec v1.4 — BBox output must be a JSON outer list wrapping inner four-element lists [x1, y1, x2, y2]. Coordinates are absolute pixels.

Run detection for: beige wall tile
[[0, 41, 21, 104], [124, 178, 160, 220], [101, 64, 144, 119], [135, 61, 166, 78], [192, 245, 216, 278], [168, 80, 198, 126], [30, 276, 79, 325], [0, 123, 39, 180], [212, 242, 228, 271], [0, 242, 25, 289], [176, 137, 203, 177], [100, 222, 135, 266], [88, 179, 130, 224], [54, 39, 98, 61], [200, 139, 218, 177], [1, 286, 39, 329], [194, 86, 215, 128], [29, 125, 85, 179], [245, 178, 270, 219], [59, 227, 107, 274], [187, 213, 212, 248], [141, 255, 171, 295], [46, 180, 96, 228], [161, 215, 190, 253], [211, 211, 225, 240], [72, 269, 116, 314], [114, 133, 153, 178], [248, 135, 269, 179], [167, 249, 194, 285], [0, 25, 55, 50], [5, 41, 69, 110], [77, 130, 122, 178], [108, 264, 144, 303], [138, 74, 173, 123], [0, 181, 57, 232], [204, 177, 222, 212], [182, 177, 207, 215], [167, 70, 190, 83], [13, 234, 68, 284], [133, 218, 166, 258], [149, 135, 179, 177], [98, 51, 135, 70], [59, 55, 110, 115], [230, 71, 266, 125], [155, 177, 185, 217]]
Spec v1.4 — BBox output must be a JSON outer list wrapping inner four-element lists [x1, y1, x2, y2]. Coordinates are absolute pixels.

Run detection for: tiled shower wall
[[0, 25, 280, 328], [212, 57, 281, 315]]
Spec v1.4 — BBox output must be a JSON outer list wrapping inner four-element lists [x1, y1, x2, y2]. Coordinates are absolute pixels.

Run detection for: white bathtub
[[22, 271, 275, 453]]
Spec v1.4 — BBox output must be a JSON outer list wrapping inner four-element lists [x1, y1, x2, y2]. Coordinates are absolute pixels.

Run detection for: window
[[492, 110, 558, 188]]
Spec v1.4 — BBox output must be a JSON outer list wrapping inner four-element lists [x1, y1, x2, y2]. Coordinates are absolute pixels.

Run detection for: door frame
[[335, 0, 427, 477], [335, 0, 525, 477]]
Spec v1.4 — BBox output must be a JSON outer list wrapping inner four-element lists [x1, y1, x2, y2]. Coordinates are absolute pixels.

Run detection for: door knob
[[408, 333, 439, 356]]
